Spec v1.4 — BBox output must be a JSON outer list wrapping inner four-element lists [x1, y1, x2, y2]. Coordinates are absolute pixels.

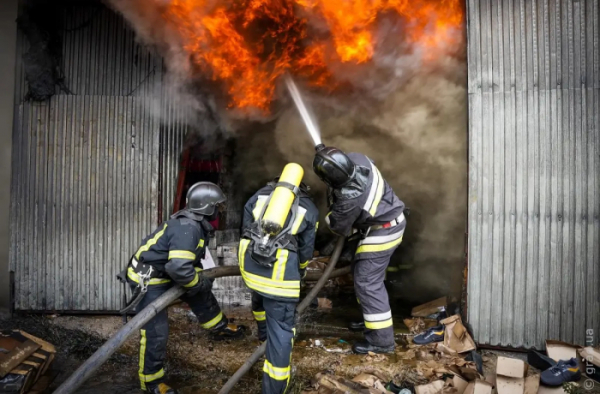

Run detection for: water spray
[[284, 74, 323, 148]]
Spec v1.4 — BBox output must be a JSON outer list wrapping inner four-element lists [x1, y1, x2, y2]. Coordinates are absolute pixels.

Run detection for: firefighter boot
[[210, 319, 246, 341], [353, 341, 395, 354], [144, 383, 179, 394], [349, 321, 366, 332]]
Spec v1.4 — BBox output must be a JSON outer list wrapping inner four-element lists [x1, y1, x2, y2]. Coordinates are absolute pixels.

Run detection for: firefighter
[[312, 145, 406, 354], [124, 182, 244, 394], [239, 164, 318, 394]]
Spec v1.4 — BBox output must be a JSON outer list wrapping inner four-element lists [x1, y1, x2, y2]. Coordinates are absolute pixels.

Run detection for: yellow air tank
[[261, 163, 304, 236]]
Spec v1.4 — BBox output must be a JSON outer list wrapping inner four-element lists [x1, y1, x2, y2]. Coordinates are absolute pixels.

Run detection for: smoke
[[235, 54, 468, 303], [108, 0, 468, 302]]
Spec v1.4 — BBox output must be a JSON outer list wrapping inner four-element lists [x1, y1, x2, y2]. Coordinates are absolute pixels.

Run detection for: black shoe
[[528, 350, 557, 371], [540, 358, 582, 387], [349, 321, 365, 332], [352, 341, 395, 354], [210, 321, 246, 341], [144, 383, 179, 394], [413, 325, 444, 345]]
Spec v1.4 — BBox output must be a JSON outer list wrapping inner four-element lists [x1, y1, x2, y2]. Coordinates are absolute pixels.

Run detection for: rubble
[[404, 318, 440, 335], [411, 298, 447, 319], [0, 330, 57, 394]]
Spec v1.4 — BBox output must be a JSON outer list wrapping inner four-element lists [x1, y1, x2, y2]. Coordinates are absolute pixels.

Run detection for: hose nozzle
[[315, 143, 326, 152]]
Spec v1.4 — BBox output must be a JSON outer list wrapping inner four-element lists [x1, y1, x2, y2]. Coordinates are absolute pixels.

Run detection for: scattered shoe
[[352, 341, 395, 354], [211, 320, 246, 341], [349, 321, 365, 332], [144, 383, 179, 394], [528, 350, 556, 371], [540, 358, 581, 386], [412, 325, 444, 345]]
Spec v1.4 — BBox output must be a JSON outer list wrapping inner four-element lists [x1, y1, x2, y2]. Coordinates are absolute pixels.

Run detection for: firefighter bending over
[[122, 182, 244, 394], [313, 145, 406, 355], [239, 164, 318, 394]]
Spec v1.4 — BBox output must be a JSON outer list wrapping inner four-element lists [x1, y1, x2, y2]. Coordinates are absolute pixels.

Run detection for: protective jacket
[[326, 152, 406, 258], [325, 153, 406, 347], [239, 184, 319, 302], [128, 209, 211, 289]]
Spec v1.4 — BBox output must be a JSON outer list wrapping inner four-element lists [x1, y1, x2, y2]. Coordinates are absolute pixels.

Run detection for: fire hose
[[217, 236, 345, 394], [53, 237, 348, 394]]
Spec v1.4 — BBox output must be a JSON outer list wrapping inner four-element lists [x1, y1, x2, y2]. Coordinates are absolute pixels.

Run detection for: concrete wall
[[0, 0, 18, 316]]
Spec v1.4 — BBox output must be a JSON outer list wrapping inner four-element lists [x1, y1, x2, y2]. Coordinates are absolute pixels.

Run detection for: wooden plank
[[0, 340, 41, 378]]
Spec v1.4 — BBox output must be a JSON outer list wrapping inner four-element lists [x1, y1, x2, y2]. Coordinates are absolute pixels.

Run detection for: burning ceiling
[[111, 0, 463, 114]]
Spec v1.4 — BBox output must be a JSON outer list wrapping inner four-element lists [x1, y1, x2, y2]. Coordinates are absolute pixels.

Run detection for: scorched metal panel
[[10, 3, 162, 311]]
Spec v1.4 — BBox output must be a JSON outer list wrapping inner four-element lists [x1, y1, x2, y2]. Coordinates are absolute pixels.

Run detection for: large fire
[[155, 0, 463, 112]]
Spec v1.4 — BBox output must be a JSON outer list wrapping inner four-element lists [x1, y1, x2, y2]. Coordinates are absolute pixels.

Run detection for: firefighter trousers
[[128, 281, 224, 390], [251, 291, 296, 394], [352, 223, 405, 347]]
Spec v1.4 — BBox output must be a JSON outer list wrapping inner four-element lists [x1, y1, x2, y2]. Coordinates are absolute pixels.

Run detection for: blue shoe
[[540, 358, 582, 387], [413, 325, 444, 345]]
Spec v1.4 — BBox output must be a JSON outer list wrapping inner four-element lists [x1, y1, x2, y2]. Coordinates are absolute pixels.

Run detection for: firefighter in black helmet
[[239, 165, 318, 394], [313, 145, 406, 354], [123, 182, 244, 394]]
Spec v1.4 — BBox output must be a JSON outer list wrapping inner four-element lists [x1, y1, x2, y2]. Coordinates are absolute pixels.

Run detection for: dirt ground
[[2, 308, 599, 394]]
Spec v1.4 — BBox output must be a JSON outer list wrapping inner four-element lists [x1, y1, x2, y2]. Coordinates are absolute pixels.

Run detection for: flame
[[155, 0, 463, 112]]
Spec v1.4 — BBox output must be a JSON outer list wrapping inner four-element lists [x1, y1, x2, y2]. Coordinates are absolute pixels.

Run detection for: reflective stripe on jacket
[[132, 215, 207, 287], [326, 153, 405, 256], [240, 185, 319, 301]]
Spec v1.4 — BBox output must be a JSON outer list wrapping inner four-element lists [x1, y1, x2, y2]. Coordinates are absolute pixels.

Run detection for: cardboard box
[[464, 380, 493, 394], [537, 385, 565, 394], [446, 374, 469, 394], [440, 315, 476, 354], [579, 347, 600, 383], [412, 297, 447, 318], [545, 340, 579, 362], [415, 380, 445, 394], [496, 356, 529, 394], [523, 375, 539, 394], [579, 347, 600, 367], [497, 357, 528, 378]]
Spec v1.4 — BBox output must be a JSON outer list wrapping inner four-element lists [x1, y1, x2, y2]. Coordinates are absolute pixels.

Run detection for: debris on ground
[[579, 347, 600, 383], [496, 356, 529, 394], [404, 318, 440, 335], [411, 297, 447, 319], [0, 330, 57, 393], [318, 298, 333, 310], [439, 315, 476, 354]]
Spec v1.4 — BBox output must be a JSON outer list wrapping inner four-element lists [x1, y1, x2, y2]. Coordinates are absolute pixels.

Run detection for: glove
[[185, 272, 210, 297]]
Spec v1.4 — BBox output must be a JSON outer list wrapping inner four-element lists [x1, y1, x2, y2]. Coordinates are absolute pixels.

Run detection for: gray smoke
[[108, 0, 467, 303], [235, 53, 468, 303]]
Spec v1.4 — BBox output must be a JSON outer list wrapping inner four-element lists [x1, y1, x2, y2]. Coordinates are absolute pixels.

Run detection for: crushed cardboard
[[446, 374, 469, 394], [404, 318, 440, 335], [317, 298, 333, 309], [496, 356, 528, 394], [579, 347, 600, 367], [464, 380, 493, 394], [440, 315, 476, 354], [496, 357, 528, 379], [352, 373, 392, 394], [523, 375, 539, 394], [545, 340, 580, 363], [415, 380, 445, 394], [412, 297, 447, 318]]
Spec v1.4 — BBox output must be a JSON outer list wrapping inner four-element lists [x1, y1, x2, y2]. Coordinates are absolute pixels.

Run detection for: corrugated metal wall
[[159, 107, 187, 222], [10, 3, 163, 311], [467, 0, 600, 348]]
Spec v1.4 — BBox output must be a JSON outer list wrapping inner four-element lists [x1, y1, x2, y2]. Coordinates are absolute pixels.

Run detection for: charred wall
[[0, 0, 19, 316]]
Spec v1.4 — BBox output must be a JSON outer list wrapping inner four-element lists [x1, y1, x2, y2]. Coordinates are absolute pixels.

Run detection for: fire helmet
[[186, 182, 226, 216], [312, 145, 356, 188]]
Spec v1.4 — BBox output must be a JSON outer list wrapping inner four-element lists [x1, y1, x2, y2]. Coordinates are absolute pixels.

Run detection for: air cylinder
[[261, 163, 304, 235]]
